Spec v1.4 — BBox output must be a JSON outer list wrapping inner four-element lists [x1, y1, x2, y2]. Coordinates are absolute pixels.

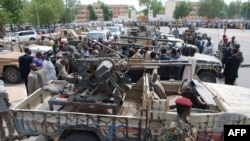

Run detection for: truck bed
[[12, 80, 144, 116], [11, 80, 147, 140]]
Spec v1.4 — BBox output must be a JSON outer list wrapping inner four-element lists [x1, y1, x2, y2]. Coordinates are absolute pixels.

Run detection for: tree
[[241, 2, 250, 20], [173, 1, 192, 19], [0, 0, 24, 30], [198, 0, 226, 19], [97, 1, 113, 21], [227, 0, 242, 19], [100, 4, 113, 21], [87, 5, 98, 21], [62, 0, 81, 23], [138, 0, 152, 20], [151, 0, 164, 17], [22, 0, 64, 27]]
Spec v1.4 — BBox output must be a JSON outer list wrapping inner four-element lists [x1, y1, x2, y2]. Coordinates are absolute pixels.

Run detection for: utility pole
[[35, 0, 40, 29], [244, 0, 249, 31]]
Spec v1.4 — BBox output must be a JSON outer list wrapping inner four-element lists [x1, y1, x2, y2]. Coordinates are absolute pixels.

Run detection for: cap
[[34, 48, 41, 54], [175, 97, 193, 107]]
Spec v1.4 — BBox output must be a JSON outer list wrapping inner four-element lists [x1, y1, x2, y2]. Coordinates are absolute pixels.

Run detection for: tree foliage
[[227, 0, 242, 19], [138, 0, 152, 19], [100, 4, 113, 21], [151, 0, 164, 17], [87, 5, 98, 21], [96, 1, 113, 21], [22, 0, 64, 26], [198, 0, 226, 19], [173, 1, 192, 19], [241, 2, 250, 19], [62, 0, 81, 23], [0, 0, 23, 24]]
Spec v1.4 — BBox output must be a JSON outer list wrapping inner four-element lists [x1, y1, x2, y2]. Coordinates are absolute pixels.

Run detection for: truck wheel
[[198, 72, 216, 83], [29, 38, 35, 41], [3, 67, 22, 84], [43, 136, 53, 141], [65, 132, 99, 141]]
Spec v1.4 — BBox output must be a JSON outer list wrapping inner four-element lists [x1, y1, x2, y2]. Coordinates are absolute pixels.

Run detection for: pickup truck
[[0, 43, 52, 84], [11, 58, 250, 141], [119, 36, 222, 83]]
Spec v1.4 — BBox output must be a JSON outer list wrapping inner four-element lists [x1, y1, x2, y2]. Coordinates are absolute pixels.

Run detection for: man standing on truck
[[0, 80, 19, 141], [163, 97, 197, 141]]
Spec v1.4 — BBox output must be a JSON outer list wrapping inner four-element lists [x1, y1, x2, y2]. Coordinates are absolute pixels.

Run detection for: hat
[[34, 48, 41, 54], [175, 97, 193, 107]]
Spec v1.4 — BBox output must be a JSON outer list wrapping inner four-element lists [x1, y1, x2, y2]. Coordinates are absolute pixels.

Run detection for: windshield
[[107, 27, 119, 33], [115, 24, 124, 28], [87, 33, 105, 40]]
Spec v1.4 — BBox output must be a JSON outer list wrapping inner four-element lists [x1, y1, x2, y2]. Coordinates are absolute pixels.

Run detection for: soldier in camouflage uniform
[[163, 98, 197, 141]]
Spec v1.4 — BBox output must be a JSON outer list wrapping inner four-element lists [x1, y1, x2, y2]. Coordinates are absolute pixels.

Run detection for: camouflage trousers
[[0, 111, 15, 140]]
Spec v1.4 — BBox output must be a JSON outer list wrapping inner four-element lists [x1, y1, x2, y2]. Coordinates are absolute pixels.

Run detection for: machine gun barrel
[[85, 37, 127, 58], [120, 35, 177, 43], [240, 64, 250, 68], [108, 42, 158, 49], [127, 60, 192, 69]]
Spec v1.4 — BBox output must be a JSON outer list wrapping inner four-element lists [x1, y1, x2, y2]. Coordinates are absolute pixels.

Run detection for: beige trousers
[[0, 111, 15, 140]]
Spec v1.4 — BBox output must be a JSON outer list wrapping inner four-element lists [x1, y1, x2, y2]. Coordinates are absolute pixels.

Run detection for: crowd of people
[[173, 26, 244, 85], [218, 35, 243, 85]]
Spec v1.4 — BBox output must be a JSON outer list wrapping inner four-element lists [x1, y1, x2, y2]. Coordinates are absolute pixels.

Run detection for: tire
[[29, 38, 35, 41], [65, 132, 99, 141], [198, 71, 216, 83], [43, 136, 53, 141], [3, 67, 22, 84]]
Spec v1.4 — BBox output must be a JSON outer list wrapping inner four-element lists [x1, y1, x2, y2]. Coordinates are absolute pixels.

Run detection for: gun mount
[[126, 23, 161, 38], [62, 58, 132, 103]]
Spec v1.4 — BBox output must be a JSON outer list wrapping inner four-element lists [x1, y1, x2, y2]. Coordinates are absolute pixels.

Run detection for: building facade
[[74, 4, 129, 23]]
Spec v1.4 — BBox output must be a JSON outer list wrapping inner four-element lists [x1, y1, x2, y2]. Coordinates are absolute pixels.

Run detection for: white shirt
[[203, 42, 213, 56], [43, 59, 56, 81]]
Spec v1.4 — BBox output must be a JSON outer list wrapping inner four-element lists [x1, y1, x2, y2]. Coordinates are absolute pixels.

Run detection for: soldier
[[163, 97, 197, 141], [0, 80, 20, 141]]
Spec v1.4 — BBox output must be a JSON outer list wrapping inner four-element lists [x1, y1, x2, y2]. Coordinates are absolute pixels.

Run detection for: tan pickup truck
[[0, 44, 23, 83], [11, 58, 250, 141], [52, 28, 90, 42], [0, 43, 52, 84]]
